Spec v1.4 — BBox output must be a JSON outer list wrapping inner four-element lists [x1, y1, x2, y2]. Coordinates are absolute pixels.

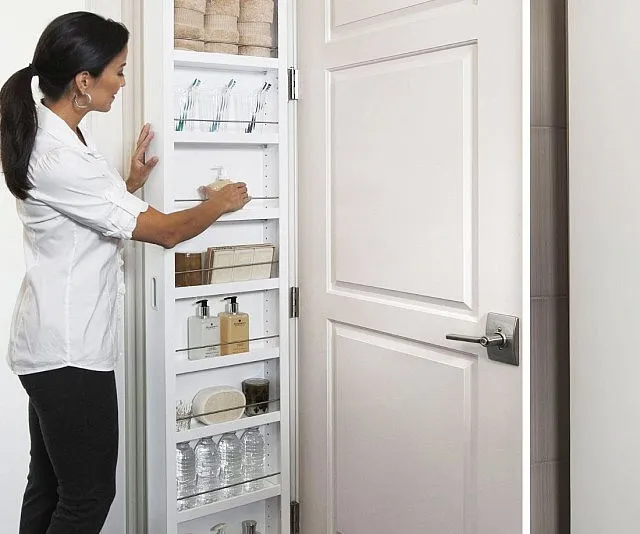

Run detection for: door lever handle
[[446, 332, 507, 348], [445, 313, 519, 366]]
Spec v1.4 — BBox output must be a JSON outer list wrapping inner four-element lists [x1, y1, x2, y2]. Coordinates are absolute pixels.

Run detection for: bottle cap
[[223, 296, 239, 313], [195, 299, 210, 318]]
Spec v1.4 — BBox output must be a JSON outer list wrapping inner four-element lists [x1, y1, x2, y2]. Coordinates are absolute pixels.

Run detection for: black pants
[[18, 367, 118, 534]]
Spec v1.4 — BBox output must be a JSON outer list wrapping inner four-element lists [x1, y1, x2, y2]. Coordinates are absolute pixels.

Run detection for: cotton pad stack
[[174, 0, 206, 51], [238, 0, 275, 57], [204, 0, 240, 54]]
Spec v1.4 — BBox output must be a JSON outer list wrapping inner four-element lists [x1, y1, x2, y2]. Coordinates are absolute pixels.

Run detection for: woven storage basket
[[175, 0, 206, 12], [175, 8, 205, 40], [239, 0, 274, 23], [205, 42, 239, 54], [238, 22, 272, 47], [205, 14, 239, 44], [206, 0, 240, 17], [239, 45, 272, 57], [174, 38, 205, 52]]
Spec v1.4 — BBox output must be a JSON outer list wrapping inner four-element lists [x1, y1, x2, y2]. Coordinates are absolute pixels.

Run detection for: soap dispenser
[[188, 299, 220, 360], [208, 166, 234, 191], [199, 167, 234, 200], [219, 296, 250, 355]]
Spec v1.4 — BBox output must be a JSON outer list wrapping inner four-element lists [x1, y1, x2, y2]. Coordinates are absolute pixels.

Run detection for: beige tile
[[531, 461, 570, 534], [531, 297, 569, 464], [531, 0, 567, 127], [531, 127, 568, 298]]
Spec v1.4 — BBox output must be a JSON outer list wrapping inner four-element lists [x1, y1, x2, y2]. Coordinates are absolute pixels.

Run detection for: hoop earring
[[73, 92, 92, 110]]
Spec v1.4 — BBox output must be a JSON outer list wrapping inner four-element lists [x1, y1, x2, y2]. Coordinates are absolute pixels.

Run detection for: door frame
[[87, 0, 146, 532], [523, 2, 532, 532]]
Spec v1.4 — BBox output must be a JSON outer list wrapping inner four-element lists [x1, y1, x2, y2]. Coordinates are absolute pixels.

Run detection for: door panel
[[299, 0, 528, 532], [332, 0, 466, 29], [332, 323, 474, 534], [331, 45, 475, 305]]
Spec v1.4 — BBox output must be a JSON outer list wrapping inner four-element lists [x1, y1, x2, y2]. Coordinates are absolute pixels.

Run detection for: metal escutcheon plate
[[486, 313, 520, 366]]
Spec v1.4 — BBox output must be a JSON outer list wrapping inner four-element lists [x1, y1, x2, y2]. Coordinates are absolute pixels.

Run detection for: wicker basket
[[238, 22, 272, 47], [174, 38, 205, 52], [205, 14, 239, 44], [239, 0, 274, 23], [206, 0, 240, 17], [205, 42, 239, 54], [175, 0, 206, 12], [175, 8, 205, 40], [239, 45, 272, 57]]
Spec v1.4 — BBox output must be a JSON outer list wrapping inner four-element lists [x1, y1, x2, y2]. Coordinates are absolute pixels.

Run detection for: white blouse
[[6, 104, 149, 375]]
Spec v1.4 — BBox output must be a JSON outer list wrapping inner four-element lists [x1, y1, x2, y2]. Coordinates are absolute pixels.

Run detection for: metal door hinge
[[288, 67, 299, 101], [289, 287, 299, 318], [290, 501, 300, 534]]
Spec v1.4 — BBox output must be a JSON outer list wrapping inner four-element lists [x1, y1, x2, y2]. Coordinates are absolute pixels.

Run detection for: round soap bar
[[192, 386, 246, 425]]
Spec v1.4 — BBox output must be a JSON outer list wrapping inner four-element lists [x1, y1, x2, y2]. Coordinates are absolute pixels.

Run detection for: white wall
[[0, 3, 129, 532], [569, 1, 640, 532]]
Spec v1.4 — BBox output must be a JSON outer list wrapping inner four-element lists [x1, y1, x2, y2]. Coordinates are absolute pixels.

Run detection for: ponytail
[[0, 66, 37, 200]]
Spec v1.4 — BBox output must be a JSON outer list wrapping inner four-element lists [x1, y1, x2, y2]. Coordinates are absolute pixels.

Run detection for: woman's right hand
[[200, 182, 250, 213]]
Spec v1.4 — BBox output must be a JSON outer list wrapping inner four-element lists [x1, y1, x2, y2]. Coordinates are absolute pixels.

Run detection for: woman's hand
[[127, 124, 159, 193], [200, 182, 251, 213]]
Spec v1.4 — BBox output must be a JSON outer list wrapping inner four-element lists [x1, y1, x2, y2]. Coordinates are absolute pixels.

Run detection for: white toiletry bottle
[[188, 299, 220, 360]]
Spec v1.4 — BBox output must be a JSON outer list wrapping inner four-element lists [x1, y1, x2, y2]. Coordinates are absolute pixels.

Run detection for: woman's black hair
[[0, 11, 129, 200]]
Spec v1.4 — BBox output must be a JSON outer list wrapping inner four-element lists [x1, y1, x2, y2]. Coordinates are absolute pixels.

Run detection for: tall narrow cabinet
[[142, 1, 295, 532]]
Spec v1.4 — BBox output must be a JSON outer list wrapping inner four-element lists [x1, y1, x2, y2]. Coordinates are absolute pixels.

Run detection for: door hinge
[[290, 501, 300, 534], [288, 67, 299, 101], [289, 286, 299, 318]]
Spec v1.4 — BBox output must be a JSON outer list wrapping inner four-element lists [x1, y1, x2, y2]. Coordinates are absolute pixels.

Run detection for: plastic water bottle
[[176, 442, 196, 510], [241, 427, 265, 492], [218, 432, 243, 498], [194, 437, 220, 506]]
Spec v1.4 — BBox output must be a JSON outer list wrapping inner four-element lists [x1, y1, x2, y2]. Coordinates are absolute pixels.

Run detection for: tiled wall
[[531, 0, 570, 533]]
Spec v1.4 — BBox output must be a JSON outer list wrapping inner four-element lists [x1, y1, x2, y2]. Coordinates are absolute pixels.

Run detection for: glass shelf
[[176, 411, 281, 443], [177, 477, 281, 523]]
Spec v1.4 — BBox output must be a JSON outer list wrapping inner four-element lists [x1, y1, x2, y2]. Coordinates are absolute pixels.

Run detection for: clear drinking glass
[[197, 88, 218, 133]]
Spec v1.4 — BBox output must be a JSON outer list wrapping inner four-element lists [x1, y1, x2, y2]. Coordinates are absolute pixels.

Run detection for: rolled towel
[[205, 42, 240, 54], [206, 0, 240, 17], [192, 386, 246, 425], [175, 8, 205, 40], [175, 38, 205, 52], [238, 22, 272, 47], [205, 14, 239, 44], [175, 0, 206, 12], [239, 0, 274, 23], [239, 46, 272, 57]]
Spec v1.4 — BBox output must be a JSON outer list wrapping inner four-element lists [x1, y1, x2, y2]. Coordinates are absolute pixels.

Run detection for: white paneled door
[[298, 1, 529, 533]]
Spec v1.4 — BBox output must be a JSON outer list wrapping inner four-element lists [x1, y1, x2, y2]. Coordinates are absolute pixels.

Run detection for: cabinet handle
[[151, 277, 158, 310]]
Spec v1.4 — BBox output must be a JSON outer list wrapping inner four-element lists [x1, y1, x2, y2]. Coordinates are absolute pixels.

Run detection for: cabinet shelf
[[177, 411, 281, 443], [174, 278, 279, 300], [174, 132, 279, 145], [177, 480, 282, 523], [175, 347, 280, 375], [172, 204, 280, 221], [174, 50, 279, 72]]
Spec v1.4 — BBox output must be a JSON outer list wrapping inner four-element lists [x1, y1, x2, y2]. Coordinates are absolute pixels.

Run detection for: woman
[[0, 11, 249, 534]]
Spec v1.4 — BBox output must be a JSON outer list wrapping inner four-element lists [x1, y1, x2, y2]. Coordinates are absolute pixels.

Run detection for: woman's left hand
[[127, 123, 159, 193]]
